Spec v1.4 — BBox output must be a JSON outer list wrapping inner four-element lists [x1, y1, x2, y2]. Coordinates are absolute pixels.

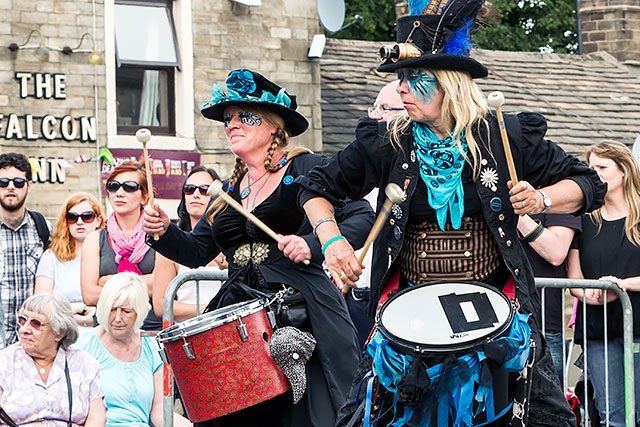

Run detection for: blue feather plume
[[442, 18, 475, 55], [408, 0, 429, 15]]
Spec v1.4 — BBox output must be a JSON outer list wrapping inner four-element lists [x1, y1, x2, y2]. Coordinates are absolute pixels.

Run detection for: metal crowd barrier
[[160, 269, 229, 427], [536, 278, 636, 427], [158, 274, 635, 427]]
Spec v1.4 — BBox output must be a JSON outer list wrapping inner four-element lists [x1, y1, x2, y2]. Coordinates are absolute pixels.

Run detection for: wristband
[[519, 220, 545, 243], [313, 217, 337, 236], [321, 235, 346, 256]]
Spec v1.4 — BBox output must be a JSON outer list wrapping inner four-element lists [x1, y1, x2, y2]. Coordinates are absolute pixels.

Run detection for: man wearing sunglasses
[[0, 152, 52, 347]]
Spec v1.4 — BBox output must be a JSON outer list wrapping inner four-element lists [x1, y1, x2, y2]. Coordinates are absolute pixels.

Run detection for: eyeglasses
[[183, 184, 210, 196], [367, 105, 404, 115], [0, 177, 28, 188], [106, 180, 141, 193], [17, 314, 49, 330], [66, 210, 97, 224]]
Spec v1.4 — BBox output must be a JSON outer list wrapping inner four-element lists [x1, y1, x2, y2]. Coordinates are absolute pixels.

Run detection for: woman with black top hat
[[142, 69, 373, 427], [296, 1, 606, 426]]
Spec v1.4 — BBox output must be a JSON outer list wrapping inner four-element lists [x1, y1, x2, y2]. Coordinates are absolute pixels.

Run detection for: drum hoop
[[376, 281, 515, 354], [157, 298, 265, 343]]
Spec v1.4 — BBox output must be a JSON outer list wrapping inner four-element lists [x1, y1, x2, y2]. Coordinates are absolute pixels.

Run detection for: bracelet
[[313, 217, 337, 236], [519, 219, 545, 243], [321, 235, 346, 256]]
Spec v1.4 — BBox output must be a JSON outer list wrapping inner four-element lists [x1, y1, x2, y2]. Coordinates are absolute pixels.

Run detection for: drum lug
[[236, 318, 249, 342], [158, 344, 169, 364], [182, 339, 196, 360], [267, 309, 277, 329]]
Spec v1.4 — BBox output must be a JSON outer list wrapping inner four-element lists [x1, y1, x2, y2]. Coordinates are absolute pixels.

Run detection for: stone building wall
[[0, 0, 323, 219]]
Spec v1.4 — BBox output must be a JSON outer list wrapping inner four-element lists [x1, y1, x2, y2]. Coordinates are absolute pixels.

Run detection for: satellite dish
[[633, 133, 640, 166], [318, 0, 345, 34]]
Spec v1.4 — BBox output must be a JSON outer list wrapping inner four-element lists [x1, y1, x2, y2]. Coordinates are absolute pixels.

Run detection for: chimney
[[578, 0, 640, 63]]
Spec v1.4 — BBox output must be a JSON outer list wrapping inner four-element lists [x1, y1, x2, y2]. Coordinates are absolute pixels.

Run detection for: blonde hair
[[388, 69, 489, 177], [206, 106, 312, 223], [96, 272, 150, 333], [585, 140, 640, 246], [50, 192, 105, 261]]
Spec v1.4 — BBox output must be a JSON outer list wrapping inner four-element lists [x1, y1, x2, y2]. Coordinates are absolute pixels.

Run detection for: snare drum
[[375, 281, 517, 426], [157, 299, 290, 422]]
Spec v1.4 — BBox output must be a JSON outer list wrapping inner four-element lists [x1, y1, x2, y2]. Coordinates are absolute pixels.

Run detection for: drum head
[[157, 299, 264, 343], [378, 282, 514, 353]]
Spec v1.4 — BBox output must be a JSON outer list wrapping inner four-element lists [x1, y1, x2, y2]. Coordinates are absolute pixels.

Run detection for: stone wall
[[580, 3, 640, 63]]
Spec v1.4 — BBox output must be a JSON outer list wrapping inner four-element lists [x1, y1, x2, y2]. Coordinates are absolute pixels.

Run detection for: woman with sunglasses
[[0, 293, 106, 426], [81, 163, 161, 331], [35, 192, 105, 329], [152, 166, 225, 322]]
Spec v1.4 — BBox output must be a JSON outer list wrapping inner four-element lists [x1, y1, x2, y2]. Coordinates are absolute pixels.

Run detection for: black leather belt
[[350, 287, 370, 301]]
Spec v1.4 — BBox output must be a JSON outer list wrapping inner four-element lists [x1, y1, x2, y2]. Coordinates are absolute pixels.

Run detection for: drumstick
[[487, 91, 518, 185], [342, 183, 405, 293], [207, 180, 310, 265], [136, 128, 158, 240]]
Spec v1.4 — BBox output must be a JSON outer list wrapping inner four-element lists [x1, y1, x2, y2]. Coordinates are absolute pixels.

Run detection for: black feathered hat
[[200, 69, 309, 137], [377, 0, 488, 78]]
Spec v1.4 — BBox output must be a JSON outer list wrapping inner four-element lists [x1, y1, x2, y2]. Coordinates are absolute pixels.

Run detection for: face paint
[[223, 113, 232, 127], [238, 111, 262, 126], [397, 69, 438, 104]]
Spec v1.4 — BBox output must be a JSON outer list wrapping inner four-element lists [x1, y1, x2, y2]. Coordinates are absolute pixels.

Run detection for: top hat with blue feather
[[377, 0, 488, 78]]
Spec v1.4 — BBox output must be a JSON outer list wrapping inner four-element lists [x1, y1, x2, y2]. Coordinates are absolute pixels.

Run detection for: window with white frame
[[114, 0, 180, 136]]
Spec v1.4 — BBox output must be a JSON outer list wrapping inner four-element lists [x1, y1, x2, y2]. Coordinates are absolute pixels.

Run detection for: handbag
[[234, 282, 310, 330]]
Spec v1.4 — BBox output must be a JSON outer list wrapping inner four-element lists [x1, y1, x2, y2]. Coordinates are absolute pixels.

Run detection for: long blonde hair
[[50, 192, 105, 261], [388, 68, 489, 177], [585, 140, 640, 246], [206, 106, 312, 223]]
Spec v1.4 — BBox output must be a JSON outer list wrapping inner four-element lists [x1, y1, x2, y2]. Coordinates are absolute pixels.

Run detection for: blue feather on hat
[[409, 0, 430, 15]]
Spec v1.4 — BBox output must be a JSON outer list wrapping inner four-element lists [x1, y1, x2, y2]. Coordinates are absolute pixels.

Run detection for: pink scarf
[[107, 211, 151, 275]]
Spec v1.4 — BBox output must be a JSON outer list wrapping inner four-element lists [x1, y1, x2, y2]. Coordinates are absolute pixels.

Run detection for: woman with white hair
[[76, 272, 191, 427], [0, 293, 106, 426]]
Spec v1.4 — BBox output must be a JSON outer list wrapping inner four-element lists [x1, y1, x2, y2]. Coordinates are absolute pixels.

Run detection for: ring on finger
[[521, 200, 526, 208], [340, 271, 346, 278]]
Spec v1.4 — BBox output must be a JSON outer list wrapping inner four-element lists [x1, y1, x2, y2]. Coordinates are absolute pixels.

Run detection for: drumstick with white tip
[[207, 180, 310, 265], [136, 128, 159, 240], [342, 183, 405, 293], [487, 91, 518, 185]]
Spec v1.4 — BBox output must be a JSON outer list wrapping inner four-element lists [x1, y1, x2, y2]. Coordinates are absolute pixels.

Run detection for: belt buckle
[[233, 242, 270, 267]]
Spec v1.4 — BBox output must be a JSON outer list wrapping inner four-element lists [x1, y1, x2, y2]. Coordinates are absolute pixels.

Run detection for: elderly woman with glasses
[[35, 192, 105, 329], [81, 163, 160, 331], [0, 293, 106, 426]]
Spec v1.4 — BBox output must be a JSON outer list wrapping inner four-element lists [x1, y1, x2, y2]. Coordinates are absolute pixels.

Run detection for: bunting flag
[[28, 157, 42, 176], [56, 158, 73, 169], [99, 147, 115, 165], [74, 154, 91, 163]]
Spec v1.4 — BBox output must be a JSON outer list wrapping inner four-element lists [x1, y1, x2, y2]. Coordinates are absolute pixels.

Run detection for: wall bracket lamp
[[61, 32, 105, 65], [8, 29, 50, 62]]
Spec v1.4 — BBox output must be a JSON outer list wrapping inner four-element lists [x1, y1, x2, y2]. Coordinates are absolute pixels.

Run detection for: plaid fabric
[[0, 213, 45, 346]]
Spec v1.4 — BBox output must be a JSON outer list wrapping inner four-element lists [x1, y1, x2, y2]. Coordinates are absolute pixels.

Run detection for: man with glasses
[[0, 152, 51, 347], [367, 80, 404, 122]]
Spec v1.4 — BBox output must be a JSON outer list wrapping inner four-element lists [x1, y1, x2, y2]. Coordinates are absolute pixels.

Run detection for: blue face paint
[[397, 69, 438, 104]]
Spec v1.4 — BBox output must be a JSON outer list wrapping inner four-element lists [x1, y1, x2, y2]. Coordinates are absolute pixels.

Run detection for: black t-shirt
[[521, 213, 581, 332], [574, 215, 640, 340]]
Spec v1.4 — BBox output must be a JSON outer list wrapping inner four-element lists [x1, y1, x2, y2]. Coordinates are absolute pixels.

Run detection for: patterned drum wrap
[[158, 300, 290, 422]]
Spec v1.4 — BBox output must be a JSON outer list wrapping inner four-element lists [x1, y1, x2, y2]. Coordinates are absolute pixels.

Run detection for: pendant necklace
[[240, 170, 269, 200], [34, 359, 53, 375], [250, 172, 272, 210]]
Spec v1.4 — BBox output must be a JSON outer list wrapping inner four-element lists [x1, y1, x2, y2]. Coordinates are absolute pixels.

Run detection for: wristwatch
[[79, 304, 88, 316], [538, 189, 552, 214]]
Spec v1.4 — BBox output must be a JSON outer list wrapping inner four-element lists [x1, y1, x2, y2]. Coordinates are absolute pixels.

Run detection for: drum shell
[[157, 301, 290, 422]]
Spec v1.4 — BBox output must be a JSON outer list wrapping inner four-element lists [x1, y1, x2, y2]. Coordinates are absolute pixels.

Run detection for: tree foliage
[[332, 0, 578, 54], [475, 0, 579, 54]]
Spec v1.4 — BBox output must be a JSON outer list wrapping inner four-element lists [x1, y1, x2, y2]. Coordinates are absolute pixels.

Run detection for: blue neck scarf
[[412, 122, 468, 230]]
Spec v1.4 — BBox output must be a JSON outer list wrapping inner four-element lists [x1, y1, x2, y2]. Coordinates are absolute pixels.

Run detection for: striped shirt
[[0, 212, 47, 346]]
